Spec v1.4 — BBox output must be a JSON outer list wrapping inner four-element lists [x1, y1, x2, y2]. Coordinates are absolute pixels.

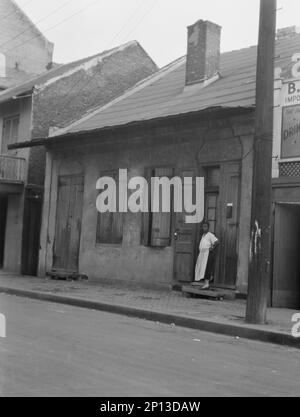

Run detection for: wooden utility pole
[[246, 0, 277, 324]]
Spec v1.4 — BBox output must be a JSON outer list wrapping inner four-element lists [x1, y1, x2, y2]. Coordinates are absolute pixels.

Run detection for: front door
[[173, 169, 199, 283], [273, 204, 300, 308], [216, 163, 240, 288], [53, 175, 84, 273]]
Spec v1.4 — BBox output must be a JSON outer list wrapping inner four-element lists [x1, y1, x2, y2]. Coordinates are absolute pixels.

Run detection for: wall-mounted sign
[[280, 55, 300, 159], [282, 80, 300, 107], [282, 105, 300, 158], [280, 53, 300, 82]]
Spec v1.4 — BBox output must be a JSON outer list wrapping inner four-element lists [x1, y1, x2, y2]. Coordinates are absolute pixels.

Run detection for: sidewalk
[[0, 271, 299, 348]]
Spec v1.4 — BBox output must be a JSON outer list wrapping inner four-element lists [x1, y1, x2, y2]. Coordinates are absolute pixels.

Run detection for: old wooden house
[[12, 20, 300, 303]]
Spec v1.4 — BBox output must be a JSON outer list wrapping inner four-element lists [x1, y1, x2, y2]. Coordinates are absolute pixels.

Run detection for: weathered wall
[[0, 0, 53, 76], [39, 113, 254, 291], [0, 97, 32, 273], [29, 42, 157, 185]]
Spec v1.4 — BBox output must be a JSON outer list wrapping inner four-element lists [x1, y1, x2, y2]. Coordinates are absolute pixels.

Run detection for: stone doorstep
[[182, 285, 236, 301], [46, 270, 88, 281]]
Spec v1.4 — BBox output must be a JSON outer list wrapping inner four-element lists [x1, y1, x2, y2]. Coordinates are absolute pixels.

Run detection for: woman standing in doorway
[[194, 221, 219, 289]]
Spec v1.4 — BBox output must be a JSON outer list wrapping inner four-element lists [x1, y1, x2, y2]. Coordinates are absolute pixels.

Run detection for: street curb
[[1, 286, 299, 349]]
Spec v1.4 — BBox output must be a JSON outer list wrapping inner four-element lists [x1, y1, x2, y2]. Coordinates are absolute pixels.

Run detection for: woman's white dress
[[195, 232, 218, 282]]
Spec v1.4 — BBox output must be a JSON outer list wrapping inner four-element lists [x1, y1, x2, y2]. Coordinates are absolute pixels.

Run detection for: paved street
[[0, 273, 297, 339], [0, 294, 299, 397]]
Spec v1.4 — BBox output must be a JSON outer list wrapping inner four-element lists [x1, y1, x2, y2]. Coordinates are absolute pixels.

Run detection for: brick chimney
[[276, 26, 300, 40], [185, 20, 221, 86]]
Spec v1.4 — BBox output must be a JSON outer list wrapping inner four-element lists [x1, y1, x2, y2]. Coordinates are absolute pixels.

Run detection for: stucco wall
[[39, 113, 254, 291], [0, 0, 53, 76]]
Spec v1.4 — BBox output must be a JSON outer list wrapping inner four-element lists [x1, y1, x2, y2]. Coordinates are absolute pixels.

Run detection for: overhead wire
[[52, 0, 159, 117], [0, 0, 74, 51], [0, 0, 35, 21], [2, 0, 100, 56]]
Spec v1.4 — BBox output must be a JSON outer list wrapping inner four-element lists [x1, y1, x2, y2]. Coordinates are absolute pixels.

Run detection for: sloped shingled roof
[[52, 34, 300, 137]]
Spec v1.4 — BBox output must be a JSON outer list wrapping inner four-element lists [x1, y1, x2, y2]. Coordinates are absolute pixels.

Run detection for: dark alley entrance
[[272, 203, 300, 309]]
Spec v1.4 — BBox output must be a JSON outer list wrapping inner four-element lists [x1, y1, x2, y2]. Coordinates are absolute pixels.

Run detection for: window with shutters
[[205, 193, 218, 234], [142, 167, 173, 248], [206, 166, 220, 188], [96, 170, 123, 245], [204, 166, 220, 234], [1, 115, 19, 153]]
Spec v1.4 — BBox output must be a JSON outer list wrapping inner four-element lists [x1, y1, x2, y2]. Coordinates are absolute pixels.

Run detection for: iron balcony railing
[[0, 155, 26, 183]]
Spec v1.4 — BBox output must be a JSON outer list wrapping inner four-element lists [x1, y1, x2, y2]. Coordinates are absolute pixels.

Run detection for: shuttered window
[[206, 193, 218, 234], [96, 170, 123, 244], [205, 166, 220, 234], [206, 166, 220, 188], [1, 115, 19, 153], [142, 167, 173, 248]]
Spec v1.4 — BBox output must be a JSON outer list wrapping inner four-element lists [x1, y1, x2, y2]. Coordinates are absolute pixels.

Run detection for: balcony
[[0, 155, 26, 194]]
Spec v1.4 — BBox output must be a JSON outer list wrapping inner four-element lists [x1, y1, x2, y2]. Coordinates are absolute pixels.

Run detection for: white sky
[[15, 0, 300, 68]]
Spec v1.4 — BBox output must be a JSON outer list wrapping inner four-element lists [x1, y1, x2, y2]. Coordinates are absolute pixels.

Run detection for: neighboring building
[[11, 20, 300, 308], [0, 0, 54, 89], [271, 26, 300, 308], [0, 41, 158, 275]]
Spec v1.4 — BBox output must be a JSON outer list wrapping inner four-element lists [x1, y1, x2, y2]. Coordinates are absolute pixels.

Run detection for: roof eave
[[8, 105, 255, 150], [0, 88, 34, 105]]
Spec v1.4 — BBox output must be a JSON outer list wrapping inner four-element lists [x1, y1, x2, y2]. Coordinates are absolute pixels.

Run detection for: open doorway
[[0, 196, 8, 268], [272, 203, 300, 309], [21, 191, 43, 276]]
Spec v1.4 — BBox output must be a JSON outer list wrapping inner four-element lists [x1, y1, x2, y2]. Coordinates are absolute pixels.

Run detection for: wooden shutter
[[53, 175, 84, 272], [2, 116, 19, 153], [11, 117, 19, 143], [96, 170, 123, 244], [150, 167, 173, 248], [173, 168, 198, 282], [2, 118, 11, 153], [97, 211, 123, 244], [216, 163, 240, 287], [141, 168, 152, 246]]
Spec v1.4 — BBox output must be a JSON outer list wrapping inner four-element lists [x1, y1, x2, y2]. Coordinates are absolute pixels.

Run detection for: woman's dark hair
[[202, 221, 210, 229]]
